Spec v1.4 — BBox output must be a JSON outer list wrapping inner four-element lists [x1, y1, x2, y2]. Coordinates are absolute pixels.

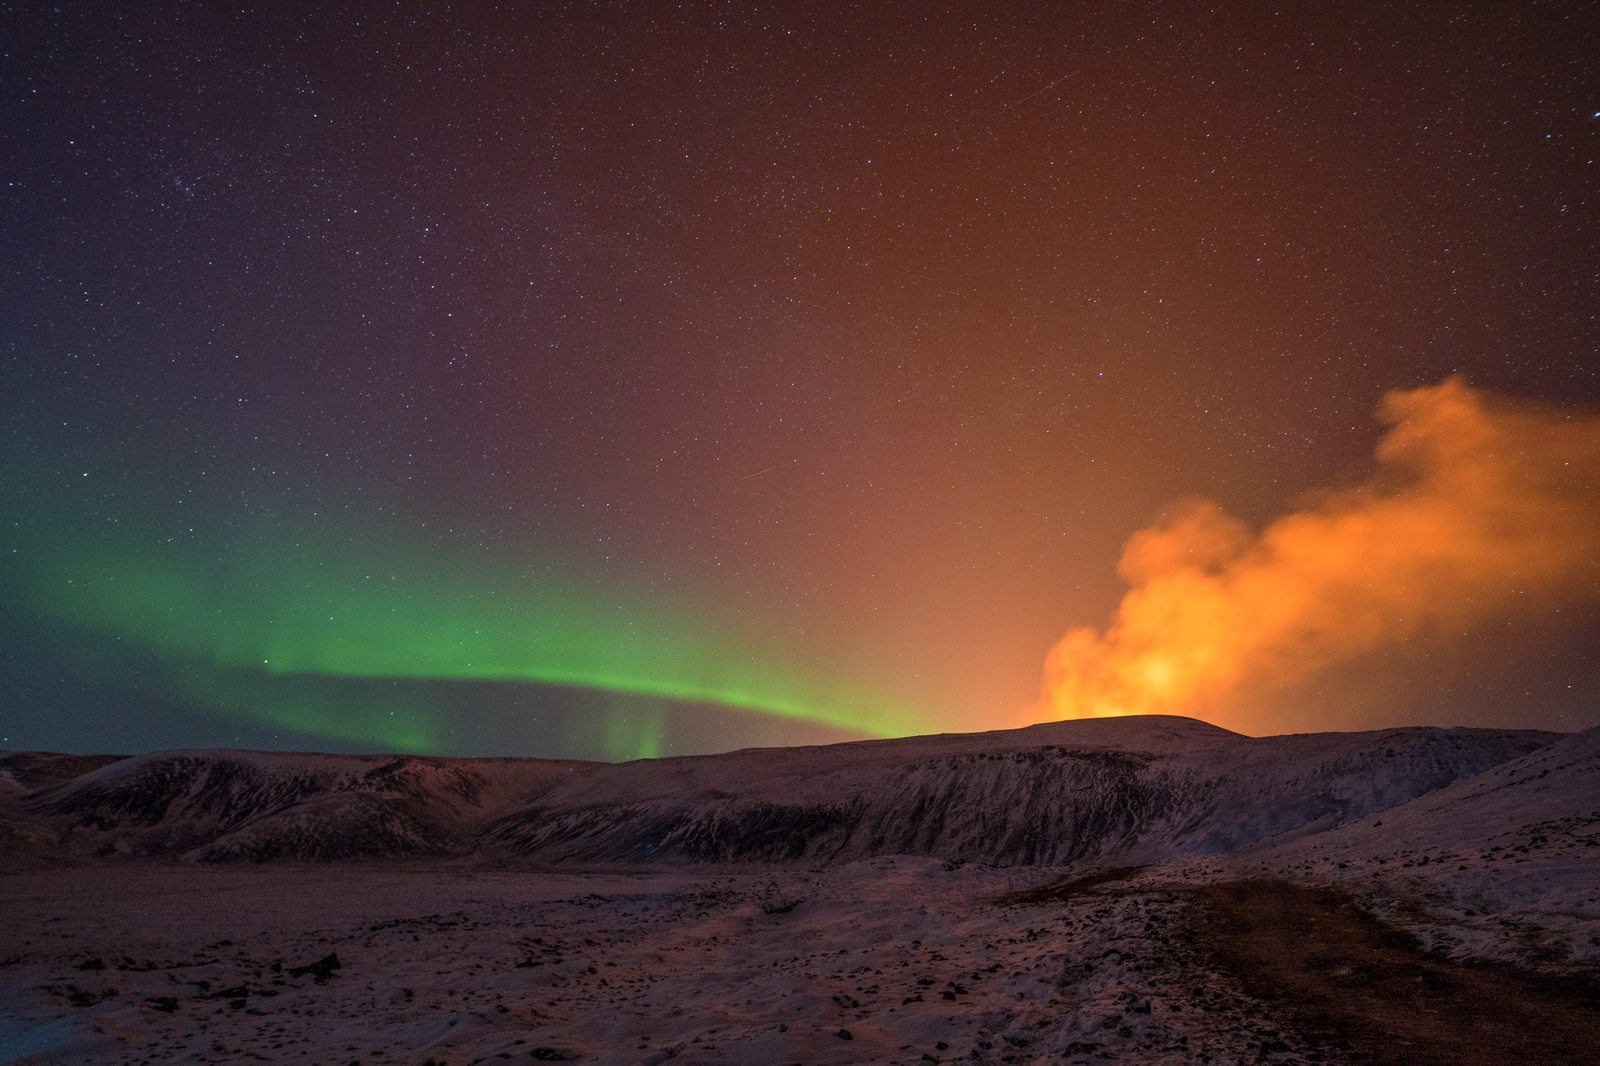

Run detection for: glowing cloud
[[1034, 379, 1600, 729]]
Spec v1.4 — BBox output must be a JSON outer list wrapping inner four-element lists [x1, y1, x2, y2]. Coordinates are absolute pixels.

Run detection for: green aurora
[[3, 489, 924, 758]]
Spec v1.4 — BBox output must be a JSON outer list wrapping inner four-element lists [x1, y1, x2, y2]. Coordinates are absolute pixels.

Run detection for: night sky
[[4, 2, 1598, 760]]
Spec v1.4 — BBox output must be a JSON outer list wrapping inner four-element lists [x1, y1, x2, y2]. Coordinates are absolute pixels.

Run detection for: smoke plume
[[1035, 379, 1600, 729]]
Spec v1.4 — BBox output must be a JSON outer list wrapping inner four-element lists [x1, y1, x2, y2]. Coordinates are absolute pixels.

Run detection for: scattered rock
[[52, 984, 117, 1008], [289, 952, 342, 981]]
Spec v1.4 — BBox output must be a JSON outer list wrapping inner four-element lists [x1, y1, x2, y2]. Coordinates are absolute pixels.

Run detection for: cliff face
[[0, 716, 1563, 867], [479, 723, 1555, 865], [484, 745, 1163, 865]]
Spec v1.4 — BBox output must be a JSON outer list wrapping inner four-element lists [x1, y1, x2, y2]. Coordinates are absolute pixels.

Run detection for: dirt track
[[1190, 879, 1600, 1065]]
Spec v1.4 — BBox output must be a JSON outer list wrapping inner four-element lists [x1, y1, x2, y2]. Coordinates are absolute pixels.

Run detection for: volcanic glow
[[1034, 379, 1600, 730], [4, 4, 1599, 756]]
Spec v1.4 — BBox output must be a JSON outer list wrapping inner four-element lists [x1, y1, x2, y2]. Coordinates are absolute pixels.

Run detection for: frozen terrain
[[2, 715, 1596, 1064], [0, 716, 1557, 867]]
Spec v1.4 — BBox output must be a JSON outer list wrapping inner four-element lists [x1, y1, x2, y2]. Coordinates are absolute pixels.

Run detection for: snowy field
[[4, 854, 1598, 1065]]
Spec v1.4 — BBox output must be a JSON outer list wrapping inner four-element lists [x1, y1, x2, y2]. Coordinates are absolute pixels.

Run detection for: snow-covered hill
[[1, 715, 1563, 868], [1243, 725, 1600, 967], [8, 749, 579, 862]]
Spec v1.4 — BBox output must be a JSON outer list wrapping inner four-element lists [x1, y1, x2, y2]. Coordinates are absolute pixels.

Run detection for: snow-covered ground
[[2, 717, 1596, 1064], [0, 859, 1383, 1065]]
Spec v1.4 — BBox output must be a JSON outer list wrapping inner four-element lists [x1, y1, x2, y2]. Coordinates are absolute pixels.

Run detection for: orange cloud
[[1034, 379, 1600, 730]]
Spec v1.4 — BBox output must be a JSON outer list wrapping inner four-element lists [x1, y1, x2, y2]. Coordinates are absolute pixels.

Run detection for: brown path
[[996, 865, 1147, 905], [1191, 879, 1600, 1065]]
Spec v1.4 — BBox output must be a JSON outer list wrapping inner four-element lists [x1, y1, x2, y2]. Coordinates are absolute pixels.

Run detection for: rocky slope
[[4, 750, 574, 863], [0, 715, 1566, 868], [1245, 724, 1600, 967]]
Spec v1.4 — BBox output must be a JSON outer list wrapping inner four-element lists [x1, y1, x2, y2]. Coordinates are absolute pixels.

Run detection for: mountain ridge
[[0, 715, 1568, 868]]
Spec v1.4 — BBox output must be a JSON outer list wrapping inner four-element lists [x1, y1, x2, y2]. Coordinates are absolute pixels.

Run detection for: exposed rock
[[288, 952, 342, 981]]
